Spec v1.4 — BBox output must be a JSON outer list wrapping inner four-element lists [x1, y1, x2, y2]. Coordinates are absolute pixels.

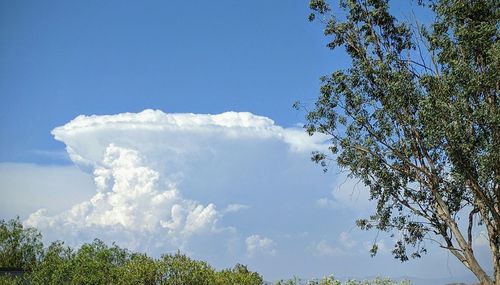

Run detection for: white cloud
[[339, 231, 357, 249], [23, 109, 328, 253], [223, 204, 250, 214], [313, 232, 357, 257], [50, 110, 327, 171], [314, 239, 344, 257], [245, 234, 276, 257], [316, 175, 373, 211], [316, 197, 336, 208], [2, 109, 490, 280], [30, 150, 71, 162], [25, 144, 219, 249]]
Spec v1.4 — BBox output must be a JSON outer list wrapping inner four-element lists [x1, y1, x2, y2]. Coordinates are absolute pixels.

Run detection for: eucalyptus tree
[[302, 0, 499, 284]]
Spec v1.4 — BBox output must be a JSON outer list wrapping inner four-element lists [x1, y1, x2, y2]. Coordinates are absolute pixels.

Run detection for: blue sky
[[0, 0, 342, 163], [0, 1, 490, 283]]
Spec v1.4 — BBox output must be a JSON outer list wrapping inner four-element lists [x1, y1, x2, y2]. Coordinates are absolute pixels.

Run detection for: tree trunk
[[433, 194, 493, 284], [494, 248, 499, 285], [468, 261, 493, 285]]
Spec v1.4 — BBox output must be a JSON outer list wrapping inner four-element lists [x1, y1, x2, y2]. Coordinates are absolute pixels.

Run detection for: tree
[[118, 253, 161, 285], [158, 251, 217, 285], [0, 217, 43, 271], [301, 0, 499, 284], [29, 241, 74, 285], [215, 263, 263, 285], [71, 239, 128, 284], [0, 217, 266, 284]]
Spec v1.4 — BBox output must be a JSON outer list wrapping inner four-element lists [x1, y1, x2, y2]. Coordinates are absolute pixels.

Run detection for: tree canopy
[[302, 0, 499, 284], [0, 217, 43, 271], [0, 217, 410, 285], [0, 217, 265, 285]]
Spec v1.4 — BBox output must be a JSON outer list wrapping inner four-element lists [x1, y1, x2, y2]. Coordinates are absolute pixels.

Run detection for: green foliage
[[215, 263, 263, 285], [0, 275, 25, 285], [303, 0, 499, 283], [0, 217, 43, 270], [71, 239, 128, 284], [158, 252, 216, 285], [29, 241, 74, 285], [274, 276, 303, 285], [0, 218, 414, 285], [0, 218, 265, 284], [118, 253, 160, 285]]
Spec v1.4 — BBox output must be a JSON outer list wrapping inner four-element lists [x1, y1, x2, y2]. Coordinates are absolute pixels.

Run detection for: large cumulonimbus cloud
[[17, 109, 482, 280], [26, 109, 328, 253]]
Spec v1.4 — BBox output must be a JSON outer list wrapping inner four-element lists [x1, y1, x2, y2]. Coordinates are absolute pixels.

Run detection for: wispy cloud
[[245, 234, 276, 257], [316, 174, 373, 211], [30, 149, 71, 162], [313, 232, 358, 257], [223, 204, 250, 214], [314, 239, 345, 257]]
